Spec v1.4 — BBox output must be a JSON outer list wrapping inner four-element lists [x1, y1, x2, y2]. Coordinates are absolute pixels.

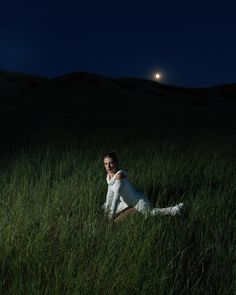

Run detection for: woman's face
[[104, 157, 117, 174]]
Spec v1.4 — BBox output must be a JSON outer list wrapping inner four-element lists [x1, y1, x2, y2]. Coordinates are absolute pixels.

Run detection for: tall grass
[[0, 135, 235, 294]]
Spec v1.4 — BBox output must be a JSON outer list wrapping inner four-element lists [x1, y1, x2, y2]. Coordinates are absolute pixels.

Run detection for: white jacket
[[103, 170, 151, 219]]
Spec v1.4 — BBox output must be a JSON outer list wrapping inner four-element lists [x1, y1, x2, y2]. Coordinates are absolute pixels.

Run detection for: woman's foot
[[176, 203, 184, 214]]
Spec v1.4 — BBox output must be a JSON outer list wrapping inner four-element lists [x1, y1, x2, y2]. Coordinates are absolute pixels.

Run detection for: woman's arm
[[103, 186, 114, 213], [108, 179, 123, 220]]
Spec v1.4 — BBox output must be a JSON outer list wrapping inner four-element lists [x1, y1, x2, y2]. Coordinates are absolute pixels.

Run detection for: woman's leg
[[113, 203, 185, 222], [150, 203, 184, 216], [113, 207, 140, 223]]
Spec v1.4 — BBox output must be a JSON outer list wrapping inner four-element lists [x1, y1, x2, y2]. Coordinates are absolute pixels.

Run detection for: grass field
[[0, 133, 235, 294]]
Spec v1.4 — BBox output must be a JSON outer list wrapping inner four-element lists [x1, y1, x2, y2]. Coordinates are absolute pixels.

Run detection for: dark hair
[[103, 151, 118, 163]]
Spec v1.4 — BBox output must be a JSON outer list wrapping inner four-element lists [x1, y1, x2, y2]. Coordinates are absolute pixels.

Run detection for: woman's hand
[[100, 203, 106, 210], [108, 213, 115, 222]]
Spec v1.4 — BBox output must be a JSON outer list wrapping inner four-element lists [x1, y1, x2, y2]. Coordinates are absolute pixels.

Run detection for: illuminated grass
[[0, 136, 235, 294]]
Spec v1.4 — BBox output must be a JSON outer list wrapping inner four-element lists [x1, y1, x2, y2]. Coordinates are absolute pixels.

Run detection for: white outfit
[[102, 170, 183, 220]]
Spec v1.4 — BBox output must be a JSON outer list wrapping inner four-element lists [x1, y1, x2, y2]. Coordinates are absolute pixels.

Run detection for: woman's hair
[[103, 151, 118, 163]]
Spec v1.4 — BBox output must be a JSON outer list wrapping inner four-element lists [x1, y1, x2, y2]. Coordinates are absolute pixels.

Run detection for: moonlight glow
[[155, 73, 161, 80]]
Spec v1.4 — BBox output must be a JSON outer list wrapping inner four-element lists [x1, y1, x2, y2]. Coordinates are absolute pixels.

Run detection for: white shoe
[[176, 203, 184, 215]]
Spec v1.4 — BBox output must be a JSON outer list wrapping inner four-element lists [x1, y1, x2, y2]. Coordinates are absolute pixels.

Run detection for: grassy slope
[[0, 136, 235, 294]]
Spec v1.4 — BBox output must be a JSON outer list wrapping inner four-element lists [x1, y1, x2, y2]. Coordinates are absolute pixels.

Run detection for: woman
[[101, 152, 184, 223]]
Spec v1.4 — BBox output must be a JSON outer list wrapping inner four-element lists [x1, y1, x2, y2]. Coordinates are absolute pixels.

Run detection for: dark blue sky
[[1, 1, 236, 87]]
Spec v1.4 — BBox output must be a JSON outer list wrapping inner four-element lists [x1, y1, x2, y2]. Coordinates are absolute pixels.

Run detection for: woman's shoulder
[[115, 173, 126, 180], [106, 169, 128, 184], [115, 170, 127, 180]]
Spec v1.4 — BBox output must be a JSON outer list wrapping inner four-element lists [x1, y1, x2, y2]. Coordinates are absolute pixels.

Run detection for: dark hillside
[[0, 70, 235, 147]]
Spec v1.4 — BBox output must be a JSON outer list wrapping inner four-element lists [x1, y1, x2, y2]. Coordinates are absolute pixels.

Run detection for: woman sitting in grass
[[101, 152, 184, 223]]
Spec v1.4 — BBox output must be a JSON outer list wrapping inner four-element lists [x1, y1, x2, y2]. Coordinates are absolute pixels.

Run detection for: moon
[[155, 73, 161, 80]]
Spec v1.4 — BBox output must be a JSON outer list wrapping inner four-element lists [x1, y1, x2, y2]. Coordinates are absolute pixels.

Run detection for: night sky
[[1, 1, 236, 87]]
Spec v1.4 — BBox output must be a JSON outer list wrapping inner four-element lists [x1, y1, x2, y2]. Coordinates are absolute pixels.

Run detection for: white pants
[[135, 199, 183, 216]]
